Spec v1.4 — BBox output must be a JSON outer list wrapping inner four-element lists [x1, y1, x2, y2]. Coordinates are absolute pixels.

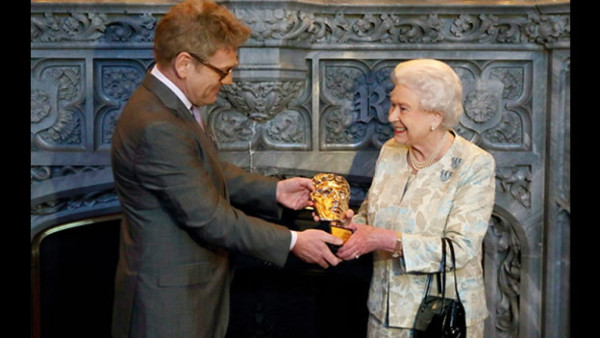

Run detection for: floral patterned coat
[[353, 132, 496, 328]]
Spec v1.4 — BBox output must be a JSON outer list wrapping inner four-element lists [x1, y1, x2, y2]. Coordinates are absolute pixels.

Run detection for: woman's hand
[[336, 222, 398, 261]]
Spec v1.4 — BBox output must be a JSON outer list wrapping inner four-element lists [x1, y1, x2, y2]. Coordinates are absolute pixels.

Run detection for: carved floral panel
[[484, 211, 523, 337], [30, 9, 569, 48], [31, 59, 85, 152], [230, 9, 569, 47], [319, 59, 395, 150], [209, 79, 311, 151], [454, 60, 532, 151], [31, 11, 157, 44], [94, 59, 153, 150]]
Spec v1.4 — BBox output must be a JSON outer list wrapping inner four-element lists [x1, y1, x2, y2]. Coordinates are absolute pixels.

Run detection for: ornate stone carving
[[496, 166, 532, 208], [31, 60, 84, 150], [265, 111, 306, 144], [232, 8, 291, 41], [31, 188, 118, 216], [31, 12, 109, 42], [31, 8, 569, 47], [320, 61, 394, 149], [31, 165, 107, 184], [31, 11, 156, 43], [454, 62, 531, 150], [230, 9, 570, 47], [490, 67, 525, 101], [103, 13, 156, 43], [481, 111, 524, 146], [31, 89, 52, 124], [31, 166, 53, 183], [210, 80, 309, 150], [220, 81, 304, 123], [323, 108, 367, 145], [464, 89, 500, 123], [213, 110, 254, 145], [95, 60, 149, 148], [101, 67, 143, 101], [522, 14, 570, 44], [486, 212, 522, 337]]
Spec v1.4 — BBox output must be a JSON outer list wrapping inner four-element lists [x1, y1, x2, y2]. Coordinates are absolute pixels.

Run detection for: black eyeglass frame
[[185, 52, 235, 81]]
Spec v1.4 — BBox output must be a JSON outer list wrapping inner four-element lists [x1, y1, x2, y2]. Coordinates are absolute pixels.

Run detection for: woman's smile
[[393, 125, 407, 135]]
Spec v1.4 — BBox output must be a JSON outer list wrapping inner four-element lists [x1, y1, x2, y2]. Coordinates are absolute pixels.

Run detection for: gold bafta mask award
[[310, 173, 353, 244]]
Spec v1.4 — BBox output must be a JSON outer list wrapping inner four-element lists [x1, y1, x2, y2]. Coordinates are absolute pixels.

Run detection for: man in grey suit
[[110, 1, 343, 337]]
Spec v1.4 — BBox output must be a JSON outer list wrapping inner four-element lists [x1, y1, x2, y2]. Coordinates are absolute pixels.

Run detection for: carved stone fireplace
[[31, 1, 570, 337]]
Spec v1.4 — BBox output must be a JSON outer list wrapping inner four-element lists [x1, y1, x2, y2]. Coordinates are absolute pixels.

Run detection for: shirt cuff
[[289, 230, 298, 250]]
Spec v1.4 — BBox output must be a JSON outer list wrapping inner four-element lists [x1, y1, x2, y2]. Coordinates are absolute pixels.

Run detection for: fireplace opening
[[31, 208, 372, 338], [31, 214, 122, 338]]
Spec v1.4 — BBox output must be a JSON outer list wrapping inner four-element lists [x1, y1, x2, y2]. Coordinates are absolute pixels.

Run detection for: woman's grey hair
[[391, 59, 463, 129]]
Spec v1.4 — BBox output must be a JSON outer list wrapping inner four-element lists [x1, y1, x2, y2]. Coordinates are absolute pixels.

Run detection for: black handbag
[[413, 238, 467, 338]]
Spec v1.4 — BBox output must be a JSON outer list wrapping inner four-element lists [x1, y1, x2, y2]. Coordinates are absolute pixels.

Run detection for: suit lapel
[[142, 73, 194, 122], [142, 73, 229, 200]]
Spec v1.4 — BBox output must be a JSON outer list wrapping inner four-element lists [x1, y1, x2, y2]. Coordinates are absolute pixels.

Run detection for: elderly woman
[[336, 59, 496, 337]]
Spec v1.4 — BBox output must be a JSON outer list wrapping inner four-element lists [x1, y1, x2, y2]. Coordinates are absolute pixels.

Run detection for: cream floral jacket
[[353, 132, 496, 328]]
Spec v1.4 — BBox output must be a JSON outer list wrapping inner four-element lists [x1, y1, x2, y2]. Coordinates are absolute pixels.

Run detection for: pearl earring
[[430, 125, 436, 131]]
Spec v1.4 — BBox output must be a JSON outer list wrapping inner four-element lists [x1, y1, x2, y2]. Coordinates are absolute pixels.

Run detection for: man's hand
[[276, 177, 314, 210], [291, 229, 343, 268]]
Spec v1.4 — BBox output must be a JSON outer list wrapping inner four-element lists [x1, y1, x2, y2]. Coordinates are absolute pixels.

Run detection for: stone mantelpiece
[[29, 0, 568, 4], [31, 1, 570, 337]]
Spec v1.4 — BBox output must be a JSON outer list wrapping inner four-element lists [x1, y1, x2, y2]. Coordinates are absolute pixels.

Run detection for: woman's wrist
[[392, 232, 403, 258], [379, 229, 400, 253]]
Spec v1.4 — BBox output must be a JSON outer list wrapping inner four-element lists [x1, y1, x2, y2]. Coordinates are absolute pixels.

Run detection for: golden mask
[[310, 173, 351, 224]]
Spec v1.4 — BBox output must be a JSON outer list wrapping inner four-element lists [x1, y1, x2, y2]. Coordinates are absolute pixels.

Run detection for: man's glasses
[[186, 52, 235, 81]]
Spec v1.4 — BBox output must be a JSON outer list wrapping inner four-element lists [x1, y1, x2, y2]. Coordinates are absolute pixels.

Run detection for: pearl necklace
[[408, 131, 449, 170]]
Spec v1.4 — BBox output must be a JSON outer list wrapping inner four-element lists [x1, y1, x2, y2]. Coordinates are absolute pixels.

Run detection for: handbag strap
[[423, 238, 463, 303], [438, 238, 447, 298], [424, 237, 447, 298], [444, 238, 462, 303]]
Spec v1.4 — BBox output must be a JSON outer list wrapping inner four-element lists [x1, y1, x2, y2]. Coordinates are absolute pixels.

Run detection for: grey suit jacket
[[111, 73, 292, 338]]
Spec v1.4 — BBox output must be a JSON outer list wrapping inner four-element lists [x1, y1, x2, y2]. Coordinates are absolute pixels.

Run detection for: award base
[[318, 221, 352, 254]]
